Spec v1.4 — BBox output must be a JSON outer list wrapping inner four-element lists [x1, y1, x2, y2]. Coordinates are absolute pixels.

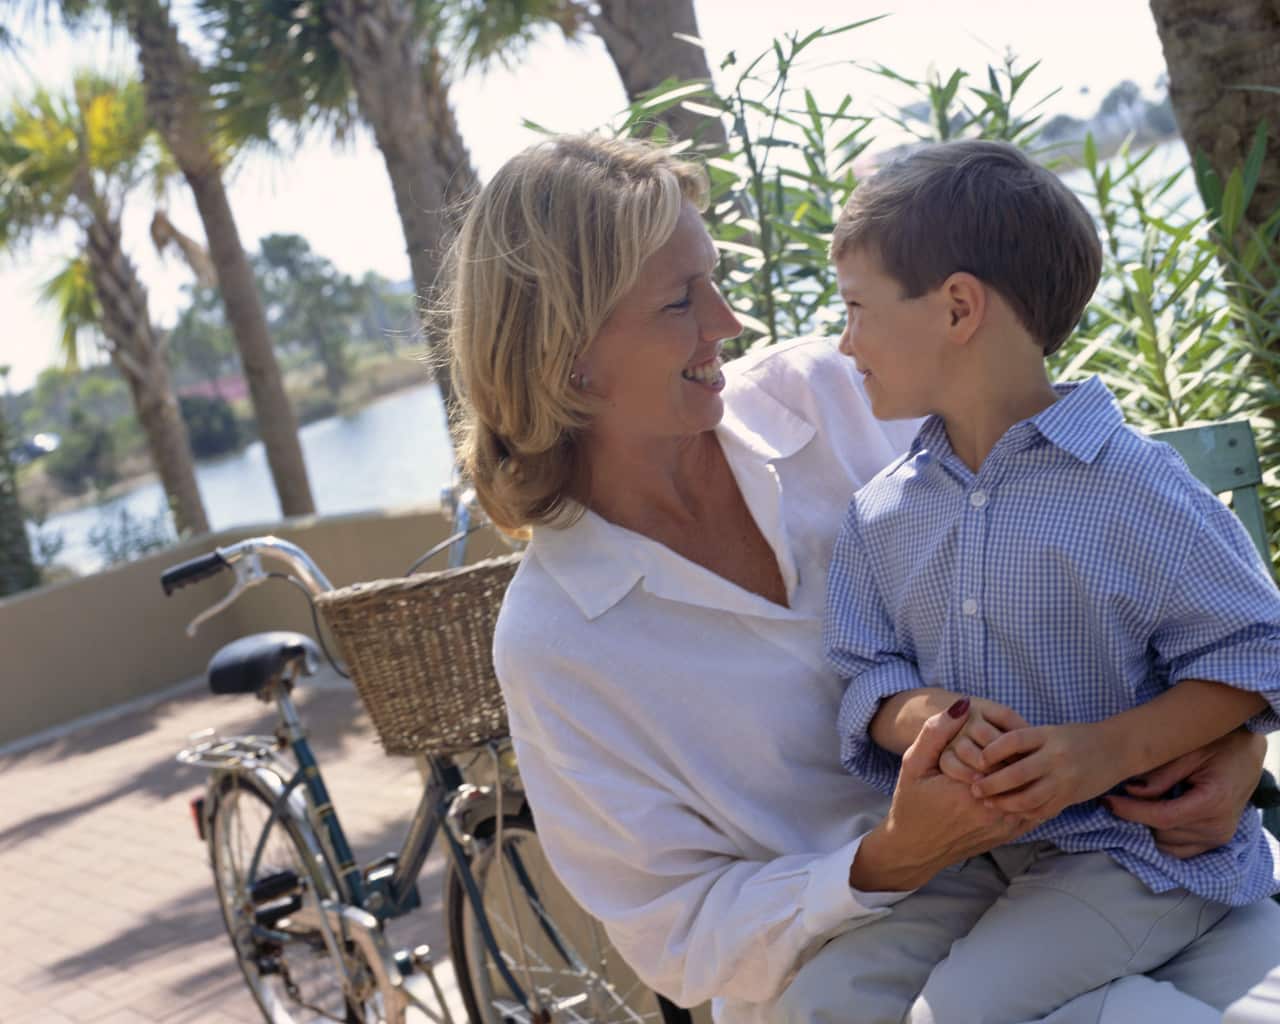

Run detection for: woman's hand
[[850, 699, 1030, 893], [1103, 728, 1266, 857]]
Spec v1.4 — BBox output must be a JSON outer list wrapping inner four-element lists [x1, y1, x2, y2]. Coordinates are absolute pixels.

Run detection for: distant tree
[[1, 0, 317, 517], [1040, 113, 1087, 144], [44, 403, 119, 493], [178, 393, 242, 457], [197, 0, 477, 429], [1144, 95, 1178, 136], [255, 234, 363, 398], [1098, 79, 1143, 118], [167, 284, 237, 394], [357, 272, 416, 354], [0, 74, 209, 533]]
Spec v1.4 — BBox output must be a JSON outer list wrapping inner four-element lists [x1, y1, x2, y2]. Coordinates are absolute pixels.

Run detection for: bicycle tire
[[208, 771, 379, 1023], [446, 811, 691, 1024]]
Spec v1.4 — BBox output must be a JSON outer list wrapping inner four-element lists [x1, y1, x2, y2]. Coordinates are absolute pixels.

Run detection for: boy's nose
[[838, 326, 855, 357]]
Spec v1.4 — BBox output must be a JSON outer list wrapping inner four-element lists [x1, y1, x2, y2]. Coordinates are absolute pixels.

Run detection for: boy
[[824, 139, 1280, 1023]]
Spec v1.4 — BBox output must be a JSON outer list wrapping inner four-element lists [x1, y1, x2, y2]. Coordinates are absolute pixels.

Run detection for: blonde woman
[[444, 134, 1280, 1023]]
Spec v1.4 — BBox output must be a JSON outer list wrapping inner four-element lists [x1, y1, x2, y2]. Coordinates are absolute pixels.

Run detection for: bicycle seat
[[208, 632, 320, 696]]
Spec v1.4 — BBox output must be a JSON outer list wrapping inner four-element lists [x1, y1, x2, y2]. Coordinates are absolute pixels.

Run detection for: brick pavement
[[0, 669, 466, 1023]]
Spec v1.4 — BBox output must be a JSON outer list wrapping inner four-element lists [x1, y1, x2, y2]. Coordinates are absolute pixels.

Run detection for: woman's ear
[[943, 272, 986, 345]]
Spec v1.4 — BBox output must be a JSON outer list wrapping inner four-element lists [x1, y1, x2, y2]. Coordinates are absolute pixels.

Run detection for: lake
[[37, 383, 455, 576]]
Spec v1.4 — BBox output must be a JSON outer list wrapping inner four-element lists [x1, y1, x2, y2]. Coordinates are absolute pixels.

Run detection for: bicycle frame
[[172, 497, 561, 1023]]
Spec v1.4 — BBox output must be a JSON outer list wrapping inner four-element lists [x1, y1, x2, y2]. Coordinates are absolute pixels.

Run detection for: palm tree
[[1148, 0, 1279, 237], [198, 0, 477, 428], [124, 0, 316, 516], [452, 0, 728, 147], [2, 0, 316, 517], [0, 72, 210, 534]]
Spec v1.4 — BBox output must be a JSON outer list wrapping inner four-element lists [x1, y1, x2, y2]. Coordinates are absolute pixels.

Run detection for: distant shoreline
[[20, 354, 434, 520]]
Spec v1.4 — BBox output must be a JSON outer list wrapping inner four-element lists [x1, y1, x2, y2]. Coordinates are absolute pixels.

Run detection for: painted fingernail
[[947, 698, 970, 719]]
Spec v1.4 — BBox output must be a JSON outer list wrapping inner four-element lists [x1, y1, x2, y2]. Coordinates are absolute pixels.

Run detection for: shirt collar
[[1029, 376, 1124, 463], [529, 371, 816, 621], [906, 375, 1123, 468]]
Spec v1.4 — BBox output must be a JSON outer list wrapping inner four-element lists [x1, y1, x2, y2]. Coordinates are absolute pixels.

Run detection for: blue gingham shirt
[[826, 376, 1280, 905]]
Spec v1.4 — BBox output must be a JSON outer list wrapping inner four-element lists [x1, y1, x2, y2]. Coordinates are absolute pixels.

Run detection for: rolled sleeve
[[826, 506, 926, 791], [802, 834, 910, 935], [1154, 496, 1280, 732], [509, 733, 904, 1009]]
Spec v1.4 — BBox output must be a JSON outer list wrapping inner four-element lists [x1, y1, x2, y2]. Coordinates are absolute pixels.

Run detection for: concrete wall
[[0, 504, 510, 748]]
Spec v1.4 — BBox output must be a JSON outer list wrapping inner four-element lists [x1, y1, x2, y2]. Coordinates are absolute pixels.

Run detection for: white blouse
[[493, 338, 922, 1023]]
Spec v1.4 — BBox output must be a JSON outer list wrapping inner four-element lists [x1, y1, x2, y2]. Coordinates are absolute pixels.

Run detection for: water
[[36, 384, 455, 576]]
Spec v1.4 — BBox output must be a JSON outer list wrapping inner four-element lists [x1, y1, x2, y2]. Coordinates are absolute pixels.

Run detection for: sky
[[0, 0, 1172, 394]]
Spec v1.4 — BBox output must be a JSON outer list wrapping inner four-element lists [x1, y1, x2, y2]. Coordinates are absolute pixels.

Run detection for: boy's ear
[[942, 272, 986, 345]]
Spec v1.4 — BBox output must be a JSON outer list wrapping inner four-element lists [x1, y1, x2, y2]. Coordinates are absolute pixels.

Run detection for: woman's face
[[578, 201, 742, 453]]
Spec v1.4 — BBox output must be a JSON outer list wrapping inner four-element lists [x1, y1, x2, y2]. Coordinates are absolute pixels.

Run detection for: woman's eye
[[666, 296, 692, 312]]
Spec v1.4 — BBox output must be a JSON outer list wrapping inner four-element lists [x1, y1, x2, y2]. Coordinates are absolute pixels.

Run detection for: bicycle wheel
[[447, 812, 687, 1024], [208, 772, 379, 1023]]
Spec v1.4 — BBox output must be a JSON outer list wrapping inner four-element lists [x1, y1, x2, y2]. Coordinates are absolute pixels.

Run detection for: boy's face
[[835, 246, 950, 420]]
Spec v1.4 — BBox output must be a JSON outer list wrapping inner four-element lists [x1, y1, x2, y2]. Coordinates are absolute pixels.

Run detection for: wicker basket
[[314, 554, 521, 756]]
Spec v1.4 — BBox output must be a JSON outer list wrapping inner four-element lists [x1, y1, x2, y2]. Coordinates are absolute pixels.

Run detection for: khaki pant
[[772, 845, 1280, 1024]]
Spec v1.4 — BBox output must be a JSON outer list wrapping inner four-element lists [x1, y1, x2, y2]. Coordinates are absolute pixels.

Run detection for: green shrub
[[179, 393, 244, 458], [87, 504, 174, 566], [44, 406, 118, 494]]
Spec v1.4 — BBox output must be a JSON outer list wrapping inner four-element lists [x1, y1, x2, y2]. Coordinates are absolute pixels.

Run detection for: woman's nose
[[704, 286, 742, 342]]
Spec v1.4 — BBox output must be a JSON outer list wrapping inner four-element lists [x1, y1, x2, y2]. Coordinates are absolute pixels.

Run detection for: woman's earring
[[569, 370, 590, 390]]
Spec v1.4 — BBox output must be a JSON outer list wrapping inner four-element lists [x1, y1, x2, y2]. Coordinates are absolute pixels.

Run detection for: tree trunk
[[0, 408, 38, 596], [1149, 0, 1280, 235], [126, 0, 317, 517], [84, 213, 210, 537], [590, 0, 729, 149], [326, 0, 480, 431]]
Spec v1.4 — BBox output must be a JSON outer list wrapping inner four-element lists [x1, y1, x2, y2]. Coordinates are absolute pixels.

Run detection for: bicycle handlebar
[[159, 483, 486, 637], [160, 551, 228, 595]]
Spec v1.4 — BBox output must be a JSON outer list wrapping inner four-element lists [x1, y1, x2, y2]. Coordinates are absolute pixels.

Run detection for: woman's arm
[[509, 701, 1028, 1010], [1105, 728, 1267, 857]]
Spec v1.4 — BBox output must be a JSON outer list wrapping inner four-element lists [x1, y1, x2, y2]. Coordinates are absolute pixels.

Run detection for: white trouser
[[771, 845, 1280, 1024]]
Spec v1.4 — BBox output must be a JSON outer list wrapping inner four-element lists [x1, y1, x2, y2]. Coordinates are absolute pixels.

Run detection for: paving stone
[[0, 669, 463, 1022]]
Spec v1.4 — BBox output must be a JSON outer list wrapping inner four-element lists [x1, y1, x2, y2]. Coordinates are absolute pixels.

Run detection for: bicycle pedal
[[255, 953, 282, 976], [393, 948, 415, 975], [249, 870, 302, 904], [254, 894, 303, 928]]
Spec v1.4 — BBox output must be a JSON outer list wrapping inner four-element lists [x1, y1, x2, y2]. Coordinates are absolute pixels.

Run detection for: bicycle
[[162, 487, 691, 1024]]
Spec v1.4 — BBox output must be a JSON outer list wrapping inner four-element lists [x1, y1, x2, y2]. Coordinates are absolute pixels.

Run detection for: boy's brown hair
[[831, 139, 1102, 356]]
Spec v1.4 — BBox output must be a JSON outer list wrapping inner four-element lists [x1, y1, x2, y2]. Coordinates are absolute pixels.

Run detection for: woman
[[443, 134, 1280, 1023]]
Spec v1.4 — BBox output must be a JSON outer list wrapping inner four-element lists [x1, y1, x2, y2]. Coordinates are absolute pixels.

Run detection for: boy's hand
[[938, 698, 1031, 785], [968, 722, 1123, 823]]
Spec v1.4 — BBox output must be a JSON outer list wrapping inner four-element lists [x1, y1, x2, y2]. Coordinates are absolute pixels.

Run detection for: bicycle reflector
[[190, 796, 206, 841]]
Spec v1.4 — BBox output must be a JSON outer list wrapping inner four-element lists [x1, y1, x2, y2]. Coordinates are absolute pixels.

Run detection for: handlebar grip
[[160, 551, 228, 596]]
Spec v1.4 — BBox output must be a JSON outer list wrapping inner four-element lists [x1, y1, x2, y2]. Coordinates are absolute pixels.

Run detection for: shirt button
[[969, 490, 988, 509], [962, 598, 979, 616]]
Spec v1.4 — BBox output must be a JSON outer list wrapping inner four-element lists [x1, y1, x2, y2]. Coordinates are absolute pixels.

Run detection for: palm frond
[[39, 251, 102, 368]]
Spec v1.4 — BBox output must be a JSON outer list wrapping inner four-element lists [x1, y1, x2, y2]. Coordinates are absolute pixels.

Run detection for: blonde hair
[[443, 134, 709, 532]]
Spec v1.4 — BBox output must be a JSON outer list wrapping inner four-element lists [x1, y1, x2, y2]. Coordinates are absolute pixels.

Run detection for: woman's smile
[[681, 353, 726, 391]]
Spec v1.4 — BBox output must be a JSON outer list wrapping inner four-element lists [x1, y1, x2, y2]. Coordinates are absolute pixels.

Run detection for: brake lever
[[185, 552, 267, 637]]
